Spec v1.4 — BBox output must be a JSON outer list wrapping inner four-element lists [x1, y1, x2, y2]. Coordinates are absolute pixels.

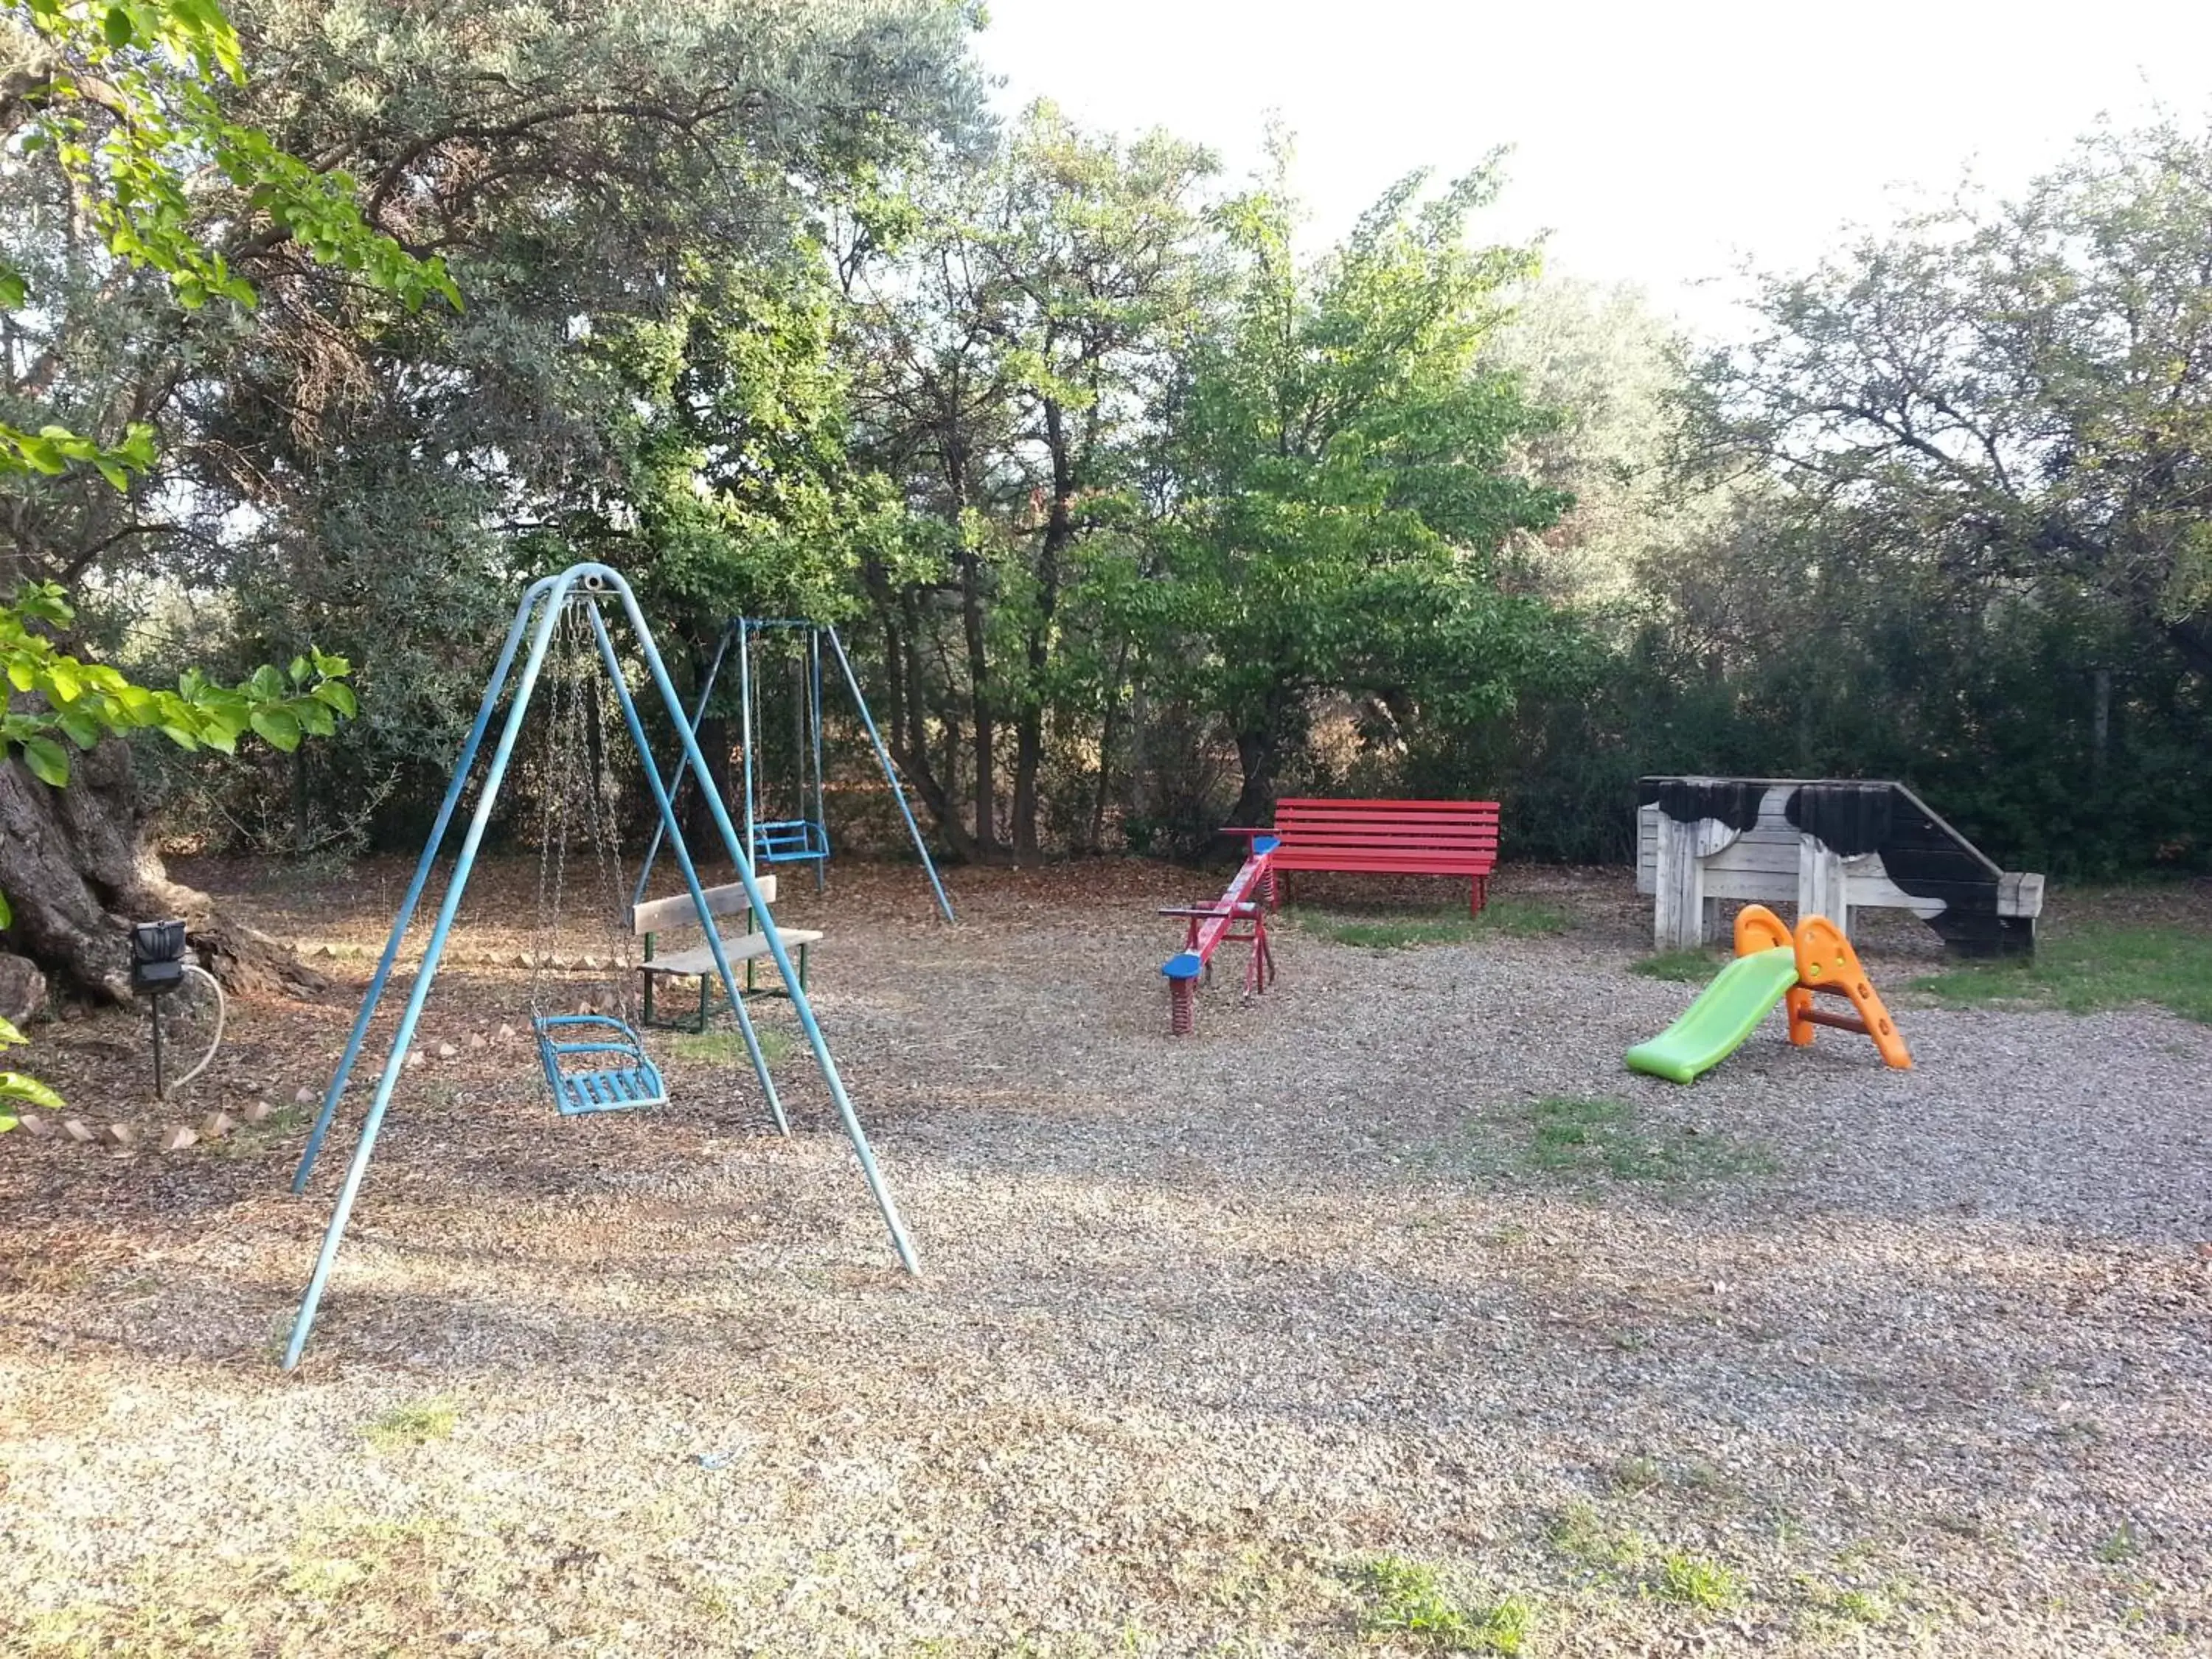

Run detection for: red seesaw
[[1159, 835, 1279, 1036]]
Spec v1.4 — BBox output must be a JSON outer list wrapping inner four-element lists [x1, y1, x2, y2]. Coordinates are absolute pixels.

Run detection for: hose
[[162, 962, 227, 1096]]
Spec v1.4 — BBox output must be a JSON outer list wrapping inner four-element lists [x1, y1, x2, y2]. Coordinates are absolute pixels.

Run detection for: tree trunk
[[1087, 636, 1130, 854], [0, 739, 327, 1004], [1011, 400, 1077, 860], [1230, 725, 1280, 828], [886, 591, 978, 864], [956, 542, 999, 853]]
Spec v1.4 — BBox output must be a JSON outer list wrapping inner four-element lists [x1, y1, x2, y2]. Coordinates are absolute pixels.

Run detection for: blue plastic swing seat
[[751, 818, 830, 863], [533, 1014, 669, 1115]]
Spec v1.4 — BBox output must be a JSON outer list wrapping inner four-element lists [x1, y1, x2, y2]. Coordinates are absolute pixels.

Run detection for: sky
[[972, 0, 2212, 338]]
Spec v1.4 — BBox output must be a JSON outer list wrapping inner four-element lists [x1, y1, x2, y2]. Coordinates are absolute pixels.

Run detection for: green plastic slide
[[1624, 946, 1800, 1085]]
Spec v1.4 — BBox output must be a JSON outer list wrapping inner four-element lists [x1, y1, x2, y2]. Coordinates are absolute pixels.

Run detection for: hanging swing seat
[[751, 818, 830, 864], [534, 1013, 669, 1114]]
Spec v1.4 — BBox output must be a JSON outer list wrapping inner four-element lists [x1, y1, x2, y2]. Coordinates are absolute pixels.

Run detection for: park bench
[[1259, 797, 1500, 916], [631, 874, 824, 1030]]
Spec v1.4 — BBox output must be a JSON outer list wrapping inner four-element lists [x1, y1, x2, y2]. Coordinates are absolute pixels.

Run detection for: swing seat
[[533, 1014, 669, 1114], [751, 818, 830, 863]]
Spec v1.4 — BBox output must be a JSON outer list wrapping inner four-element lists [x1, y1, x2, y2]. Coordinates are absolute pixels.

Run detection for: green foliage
[[1353, 1556, 1531, 1654], [0, 1015, 66, 1132], [1, 583, 352, 779], [361, 1397, 457, 1449], [1651, 119, 2212, 877], [1913, 922, 2212, 1024], [1516, 1096, 1770, 1184], [570, 255, 880, 650], [1297, 897, 1568, 950], [842, 100, 1218, 855], [1, 0, 456, 487], [670, 1027, 796, 1068], [1148, 153, 1573, 819], [2093, 1523, 2140, 1565], [1545, 1501, 1646, 1571], [1649, 1552, 1742, 1611]]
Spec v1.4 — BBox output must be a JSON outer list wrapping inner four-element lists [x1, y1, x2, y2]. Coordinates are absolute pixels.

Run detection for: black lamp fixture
[[130, 919, 189, 1096]]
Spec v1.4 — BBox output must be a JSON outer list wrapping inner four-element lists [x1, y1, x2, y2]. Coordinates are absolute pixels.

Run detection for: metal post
[[824, 626, 955, 924], [581, 603, 788, 1136], [809, 627, 827, 892], [739, 624, 757, 876], [632, 624, 732, 908], [293, 575, 559, 1192], [283, 577, 568, 1368], [606, 580, 918, 1275]]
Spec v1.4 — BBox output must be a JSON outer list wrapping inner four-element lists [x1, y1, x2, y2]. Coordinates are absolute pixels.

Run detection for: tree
[[537, 251, 896, 835], [1, 0, 440, 1003], [1156, 153, 1571, 823], [1694, 119, 2212, 680], [1479, 275, 1704, 605], [1679, 117, 2212, 870], [6, 0, 985, 852], [844, 102, 1216, 857]]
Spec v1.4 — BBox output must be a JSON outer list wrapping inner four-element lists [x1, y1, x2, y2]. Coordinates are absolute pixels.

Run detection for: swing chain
[[530, 599, 636, 1020]]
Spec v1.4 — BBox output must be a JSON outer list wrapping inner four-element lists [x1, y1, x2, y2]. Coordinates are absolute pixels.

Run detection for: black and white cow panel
[[1635, 777, 2042, 957]]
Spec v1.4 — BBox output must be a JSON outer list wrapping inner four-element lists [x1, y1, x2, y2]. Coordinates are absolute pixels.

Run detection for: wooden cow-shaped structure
[[1636, 776, 2043, 957]]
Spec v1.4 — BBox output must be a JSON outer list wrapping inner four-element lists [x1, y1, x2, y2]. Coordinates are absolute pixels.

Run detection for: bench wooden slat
[[1262, 797, 1500, 912], [639, 926, 824, 979], [629, 874, 778, 936], [1279, 798, 1501, 811]]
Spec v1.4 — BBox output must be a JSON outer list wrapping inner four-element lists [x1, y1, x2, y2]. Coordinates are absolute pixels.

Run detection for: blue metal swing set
[[280, 566, 919, 1368], [633, 616, 954, 924]]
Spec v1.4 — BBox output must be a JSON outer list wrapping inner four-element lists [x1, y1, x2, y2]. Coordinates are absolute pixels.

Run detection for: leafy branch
[[1, 0, 461, 487]]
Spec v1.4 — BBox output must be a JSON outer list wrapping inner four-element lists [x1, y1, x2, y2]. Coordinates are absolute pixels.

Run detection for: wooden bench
[[1262, 798, 1500, 916], [630, 874, 824, 1030]]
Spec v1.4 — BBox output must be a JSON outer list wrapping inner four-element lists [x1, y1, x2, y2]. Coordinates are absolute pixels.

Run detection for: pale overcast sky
[[973, 0, 2212, 336]]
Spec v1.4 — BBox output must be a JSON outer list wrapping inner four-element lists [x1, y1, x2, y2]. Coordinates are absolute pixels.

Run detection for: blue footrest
[[534, 1014, 668, 1115]]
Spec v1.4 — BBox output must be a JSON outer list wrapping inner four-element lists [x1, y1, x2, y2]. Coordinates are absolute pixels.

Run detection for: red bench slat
[[1258, 797, 1501, 914]]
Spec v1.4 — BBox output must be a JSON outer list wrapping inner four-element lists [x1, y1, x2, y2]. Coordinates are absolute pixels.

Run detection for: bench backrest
[[629, 874, 778, 936], [1273, 798, 1500, 861]]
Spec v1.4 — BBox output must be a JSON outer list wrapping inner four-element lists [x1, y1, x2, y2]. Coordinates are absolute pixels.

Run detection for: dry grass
[[1, 858, 2208, 1656]]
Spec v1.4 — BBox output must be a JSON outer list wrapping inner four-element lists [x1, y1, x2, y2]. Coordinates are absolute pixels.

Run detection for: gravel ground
[[1, 860, 2208, 1657]]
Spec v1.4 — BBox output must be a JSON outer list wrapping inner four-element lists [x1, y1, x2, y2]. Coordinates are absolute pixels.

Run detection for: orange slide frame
[[1733, 904, 1911, 1070]]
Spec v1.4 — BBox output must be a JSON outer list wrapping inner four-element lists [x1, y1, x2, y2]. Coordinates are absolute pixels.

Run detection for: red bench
[[1259, 797, 1500, 916]]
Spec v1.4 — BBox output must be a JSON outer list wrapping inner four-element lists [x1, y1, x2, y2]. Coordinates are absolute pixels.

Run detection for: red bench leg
[[1470, 875, 1489, 917]]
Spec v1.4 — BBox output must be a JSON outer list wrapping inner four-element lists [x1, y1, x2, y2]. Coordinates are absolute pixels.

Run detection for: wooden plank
[[1652, 814, 1707, 948], [630, 874, 778, 936], [1698, 867, 1800, 903], [1279, 797, 1500, 812], [1798, 837, 1850, 936], [1271, 843, 1498, 859], [1278, 831, 1495, 844], [639, 925, 824, 978], [1997, 872, 2045, 918], [1270, 852, 1495, 873], [1843, 869, 1948, 919], [1701, 841, 1805, 875]]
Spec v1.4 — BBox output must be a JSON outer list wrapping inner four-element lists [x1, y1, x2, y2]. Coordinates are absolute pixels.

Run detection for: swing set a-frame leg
[[285, 576, 571, 1368], [591, 594, 919, 1276], [291, 575, 561, 1194]]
